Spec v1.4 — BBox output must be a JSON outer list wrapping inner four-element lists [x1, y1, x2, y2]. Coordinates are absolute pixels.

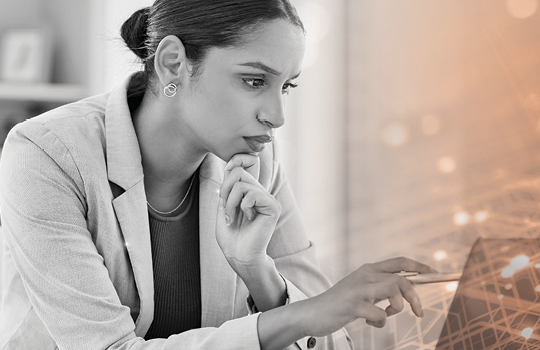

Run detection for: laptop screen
[[436, 238, 540, 349]]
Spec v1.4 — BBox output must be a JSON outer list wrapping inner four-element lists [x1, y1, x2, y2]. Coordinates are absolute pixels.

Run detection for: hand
[[301, 257, 436, 336], [216, 154, 282, 274]]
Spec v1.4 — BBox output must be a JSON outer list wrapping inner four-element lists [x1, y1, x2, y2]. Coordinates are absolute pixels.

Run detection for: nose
[[257, 93, 285, 129]]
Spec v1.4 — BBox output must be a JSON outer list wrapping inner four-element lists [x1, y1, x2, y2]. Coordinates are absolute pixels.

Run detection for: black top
[[144, 176, 201, 339]]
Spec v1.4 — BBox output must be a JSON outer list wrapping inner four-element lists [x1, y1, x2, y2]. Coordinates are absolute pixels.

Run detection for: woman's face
[[177, 19, 306, 161]]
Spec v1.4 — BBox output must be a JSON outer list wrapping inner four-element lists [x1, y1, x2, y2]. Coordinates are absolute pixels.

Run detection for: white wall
[[88, 0, 153, 94], [285, 0, 348, 282], [0, 226, 3, 299]]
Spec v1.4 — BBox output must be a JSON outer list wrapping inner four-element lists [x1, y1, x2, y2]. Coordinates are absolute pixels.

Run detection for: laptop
[[434, 238, 540, 350]]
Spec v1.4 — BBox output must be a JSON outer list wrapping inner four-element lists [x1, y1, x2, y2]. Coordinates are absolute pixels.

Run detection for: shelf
[[0, 82, 88, 103]]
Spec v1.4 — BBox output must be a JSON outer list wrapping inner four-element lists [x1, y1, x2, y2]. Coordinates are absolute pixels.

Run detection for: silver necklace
[[147, 175, 196, 215]]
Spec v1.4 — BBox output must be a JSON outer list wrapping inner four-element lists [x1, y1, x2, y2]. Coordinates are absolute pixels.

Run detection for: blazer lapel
[[199, 154, 239, 327], [105, 80, 154, 336], [112, 182, 153, 336]]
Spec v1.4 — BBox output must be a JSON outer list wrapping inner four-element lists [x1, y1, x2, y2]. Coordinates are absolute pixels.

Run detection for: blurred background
[[1, 0, 540, 348]]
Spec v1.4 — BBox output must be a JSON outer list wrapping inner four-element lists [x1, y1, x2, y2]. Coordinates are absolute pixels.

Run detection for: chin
[[211, 150, 259, 163]]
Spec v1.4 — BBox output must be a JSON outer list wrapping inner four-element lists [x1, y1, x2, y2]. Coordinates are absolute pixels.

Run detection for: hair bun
[[121, 7, 150, 60]]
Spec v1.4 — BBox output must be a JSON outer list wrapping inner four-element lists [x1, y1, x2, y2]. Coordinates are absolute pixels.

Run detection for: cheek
[[189, 76, 259, 141], [207, 91, 256, 129]]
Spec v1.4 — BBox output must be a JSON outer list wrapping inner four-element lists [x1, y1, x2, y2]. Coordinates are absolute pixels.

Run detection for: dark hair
[[121, 0, 304, 91]]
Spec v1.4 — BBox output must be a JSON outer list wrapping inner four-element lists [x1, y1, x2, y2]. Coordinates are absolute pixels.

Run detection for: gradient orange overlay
[[344, 0, 540, 348]]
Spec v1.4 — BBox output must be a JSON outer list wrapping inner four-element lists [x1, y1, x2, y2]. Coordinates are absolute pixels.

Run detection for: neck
[[133, 90, 206, 212]]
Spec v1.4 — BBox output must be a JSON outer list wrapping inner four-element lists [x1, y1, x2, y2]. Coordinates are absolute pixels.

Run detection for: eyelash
[[282, 82, 298, 95], [242, 78, 298, 94]]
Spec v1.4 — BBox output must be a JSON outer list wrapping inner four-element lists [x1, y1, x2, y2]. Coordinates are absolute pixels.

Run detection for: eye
[[242, 78, 266, 89], [282, 82, 298, 95]]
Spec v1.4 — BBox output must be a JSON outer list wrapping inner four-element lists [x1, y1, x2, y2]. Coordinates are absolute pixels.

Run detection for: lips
[[243, 135, 274, 153]]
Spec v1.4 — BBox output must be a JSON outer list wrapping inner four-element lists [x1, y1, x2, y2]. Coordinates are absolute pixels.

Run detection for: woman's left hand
[[216, 154, 282, 275]]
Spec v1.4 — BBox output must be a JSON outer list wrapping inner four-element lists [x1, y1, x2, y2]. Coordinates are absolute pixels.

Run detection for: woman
[[0, 1, 434, 349]]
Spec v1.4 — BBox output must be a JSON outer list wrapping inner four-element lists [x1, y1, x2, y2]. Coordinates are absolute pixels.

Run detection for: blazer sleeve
[[0, 121, 262, 350], [258, 141, 355, 350]]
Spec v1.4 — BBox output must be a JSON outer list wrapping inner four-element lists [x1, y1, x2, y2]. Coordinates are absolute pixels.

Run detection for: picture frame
[[0, 28, 53, 83]]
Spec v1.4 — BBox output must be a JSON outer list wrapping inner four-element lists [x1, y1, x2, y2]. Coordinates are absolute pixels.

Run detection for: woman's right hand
[[300, 257, 436, 336], [216, 154, 281, 272]]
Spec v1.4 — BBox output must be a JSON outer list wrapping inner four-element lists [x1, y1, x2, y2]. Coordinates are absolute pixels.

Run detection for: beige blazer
[[0, 77, 353, 350]]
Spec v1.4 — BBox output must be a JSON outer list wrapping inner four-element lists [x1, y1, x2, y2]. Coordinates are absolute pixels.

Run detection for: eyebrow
[[238, 61, 301, 80]]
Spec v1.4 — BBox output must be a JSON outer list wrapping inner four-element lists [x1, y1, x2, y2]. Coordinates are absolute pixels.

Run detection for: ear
[[154, 35, 191, 90]]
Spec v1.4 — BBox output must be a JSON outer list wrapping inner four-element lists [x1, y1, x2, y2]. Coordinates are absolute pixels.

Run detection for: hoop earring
[[164, 83, 177, 97]]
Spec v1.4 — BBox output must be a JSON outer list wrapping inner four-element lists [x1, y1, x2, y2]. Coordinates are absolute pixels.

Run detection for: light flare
[[510, 254, 530, 269], [474, 211, 489, 223], [502, 267, 515, 278], [433, 250, 448, 261], [506, 0, 538, 18], [521, 327, 534, 340], [446, 282, 458, 292], [501, 255, 530, 278], [453, 211, 471, 226], [438, 157, 456, 173]]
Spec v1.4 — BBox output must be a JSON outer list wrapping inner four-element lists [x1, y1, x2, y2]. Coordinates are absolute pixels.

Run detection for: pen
[[396, 271, 462, 284]]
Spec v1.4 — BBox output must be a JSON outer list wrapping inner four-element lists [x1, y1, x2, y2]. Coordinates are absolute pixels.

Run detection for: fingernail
[[412, 299, 424, 317], [225, 214, 231, 226]]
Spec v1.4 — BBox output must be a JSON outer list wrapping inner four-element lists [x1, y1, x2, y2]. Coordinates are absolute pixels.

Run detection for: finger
[[217, 198, 233, 227], [361, 303, 387, 328], [395, 277, 424, 318], [364, 273, 424, 318], [220, 167, 264, 204], [366, 280, 404, 318], [385, 305, 400, 318], [385, 285, 404, 317], [224, 183, 279, 225], [239, 192, 258, 221], [217, 198, 250, 228], [369, 257, 437, 274], [366, 319, 386, 328], [223, 181, 250, 225], [224, 154, 260, 181]]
